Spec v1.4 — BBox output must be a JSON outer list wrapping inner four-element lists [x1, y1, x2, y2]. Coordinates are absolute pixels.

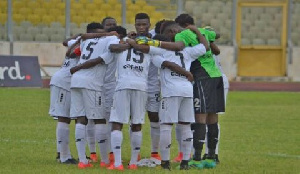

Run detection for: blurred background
[[0, 0, 299, 82]]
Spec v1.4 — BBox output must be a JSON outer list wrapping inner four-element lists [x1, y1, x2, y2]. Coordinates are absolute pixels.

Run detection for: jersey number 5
[[82, 42, 97, 60], [175, 51, 185, 68]]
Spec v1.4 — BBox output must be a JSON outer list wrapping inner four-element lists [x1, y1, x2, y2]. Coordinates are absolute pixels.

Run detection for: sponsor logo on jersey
[[123, 64, 144, 72], [171, 71, 186, 78]]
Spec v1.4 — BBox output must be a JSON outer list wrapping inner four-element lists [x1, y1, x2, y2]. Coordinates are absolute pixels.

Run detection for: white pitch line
[[266, 153, 300, 159], [0, 138, 55, 144]]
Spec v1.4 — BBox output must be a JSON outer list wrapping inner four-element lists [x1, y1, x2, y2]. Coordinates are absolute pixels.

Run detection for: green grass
[[0, 88, 299, 174]]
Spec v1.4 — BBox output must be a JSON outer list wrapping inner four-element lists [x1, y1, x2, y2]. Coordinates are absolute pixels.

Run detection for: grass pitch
[[0, 88, 299, 174]]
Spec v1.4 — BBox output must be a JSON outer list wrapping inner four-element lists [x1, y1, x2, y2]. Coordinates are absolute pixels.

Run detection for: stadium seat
[[250, 7, 264, 14], [93, 11, 106, 20], [50, 34, 64, 42], [27, 14, 41, 25], [42, 16, 56, 25], [56, 15, 66, 26], [70, 22, 78, 29], [27, 1, 40, 9], [135, 0, 147, 7], [265, 7, 280, 14], [254, 21, 265, 29], [42, 2, 56, 9], [13, 14, 26, 24], [19, 33, 34, 41], [259, 14, 273, 21], [71, 3, 82, 11], [241, 38, 251, 45], [20, 21, 32, 29], [252, 38, 265, 45], [51, 22, 63, 28], [267, 38, 280, 46], [27, 27, 41, 35], [55, 2, 66, 10], [72, 16, 85, 26], [55, 27, 65, 35], [42, 27, 57, 36], [71, 28, 85, 36], [48, 8, 64, 16], [107, 0, 119, 5], [86, 3, 98, 11], [18, 8, 32, 15], [100, 4, 112, 11], [33, 8, 46, 15], [80, 23, 89, 29], [107, 11, 122, 19], [35, 33, 49, 42], [0, 13, 7, 25], [13, 1, 23, 9], [185, 1, 197, 14]]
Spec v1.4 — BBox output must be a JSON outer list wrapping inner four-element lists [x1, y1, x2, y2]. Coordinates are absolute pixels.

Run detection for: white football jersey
[[147, 33, 160, 93], [214, 55, 229, 89], [71, 36, 119, 91], [151, 44, 206, 97], [104, 47, 156, 92], [50, 57, 79, 91]]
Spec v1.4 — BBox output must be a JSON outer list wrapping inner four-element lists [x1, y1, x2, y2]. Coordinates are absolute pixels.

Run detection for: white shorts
[[70, 88, 106, 119], [110, 89, 147, 124], [159, 97, 195, 124], [49, 85, 71, 118], [146, 91, 160, 113], [104, 85, 115, 113]]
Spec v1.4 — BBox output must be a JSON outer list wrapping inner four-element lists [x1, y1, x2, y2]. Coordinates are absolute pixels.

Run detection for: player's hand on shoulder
[[186, 25, 198, 32]]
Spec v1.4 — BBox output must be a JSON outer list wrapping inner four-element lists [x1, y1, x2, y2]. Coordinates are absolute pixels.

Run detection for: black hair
[[153, 34, 170, 42], [154, 19, 166, 34], [175, 13, 195, 27], [135, 13, 150, 21], [160, 20, 177, 34], [102, 17, 116, 25], [107, 26, 127, 39], [86, 22, 103, 33]]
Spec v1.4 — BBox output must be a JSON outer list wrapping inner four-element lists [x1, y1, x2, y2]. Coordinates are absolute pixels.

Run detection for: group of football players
[[49, 12, 229, 171]]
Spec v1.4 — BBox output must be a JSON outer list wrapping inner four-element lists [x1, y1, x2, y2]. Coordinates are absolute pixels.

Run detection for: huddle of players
[[49, 12, 228, 171]]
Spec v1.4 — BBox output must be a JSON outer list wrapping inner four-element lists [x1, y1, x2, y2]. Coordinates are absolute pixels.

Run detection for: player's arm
[[135, 36, 185, 51], [126, 38, 150, 53], [162, 61, 194, 82], [65, 38, 81, 57], [70, 57, 105, 74], [81, 31, 119, 41], [62, 33, 82, 47], [210, 42, 220, 55], [186, 25, 209, 51], [109, 43, 131, 53]]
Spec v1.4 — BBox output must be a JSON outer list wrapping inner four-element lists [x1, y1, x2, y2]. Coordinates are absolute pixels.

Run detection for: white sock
[[57, 122, 70, 162], [95, 123, 109, 164], [150, 122, 160, 153], [56, 122, 60, 155], [75, 123, 88, 164], [111, 130, 123, 167], [160, 124, 172, 161], [175, 124, 182, 153], [216, 123, 220, 154], [86, 120, 96, 153], [107, 123, 112, 153], [129, 131, 142, 165], [178, 124, 193, 161]]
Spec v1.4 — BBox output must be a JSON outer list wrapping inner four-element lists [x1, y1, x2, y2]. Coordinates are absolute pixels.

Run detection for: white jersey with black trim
[[213, 54, 229, 89], [50, 57, 79, 91], [151, 44, 206, 97], [71, 36, 119, 91], [103, 47, 158, 92]]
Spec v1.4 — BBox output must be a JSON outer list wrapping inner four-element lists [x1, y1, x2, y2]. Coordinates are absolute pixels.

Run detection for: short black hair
[[154, 19, 166, 34], [153, 34, 170, 42], [107, 26, 127, 39], [135, 13, 150, 21], [86, 22, 103, 33], [160, 20, 177, 34], [175, 13, 195, 27], [102, 17, 115, 25]]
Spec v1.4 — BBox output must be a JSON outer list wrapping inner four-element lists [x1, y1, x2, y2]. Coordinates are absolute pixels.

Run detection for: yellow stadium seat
[[18, 8, 32, 15], [86, 3, 98, 11], [0, 13, 7, 25], [56, 15, 66, 26], [42, 2, 56, 9], [27, 14, 41, 26], [143, 5, 156, 12], [71, 3, 82, 11], [13, 1, 24, 9], [33, 8, 46, 15], [71, 9, 79, 16], [80, 10, 94, 17], [48, 8, 64, 16], [128, 4, 140, 12], [0, 1, 7, 11], [92, 11, 106, 20], [135, 0, 147, 6], [42, 15, 56, 25], [107, 11, 121, 18], [107, 0, 119, 5], [86, 16, 100, 23], [151, 12, 164, 20], [79, 0, 90, 4], [13, 14, 26, 24], [56, 3, 66, 10], [27, 1, 40, 9], [126, 0, 132, 6], [100, 4, 112, 11], [72, 15, 85, 26]]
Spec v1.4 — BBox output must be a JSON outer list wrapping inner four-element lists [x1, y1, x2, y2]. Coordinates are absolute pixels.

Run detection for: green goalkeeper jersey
[[175, 28, 221, 79]]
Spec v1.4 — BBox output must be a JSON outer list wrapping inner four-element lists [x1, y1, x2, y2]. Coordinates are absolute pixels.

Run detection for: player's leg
[[177, 97, 195, 170], [70, 88, 91, 168], [107, 90, 130, 170], [86, 119, 97, 162], [128, 90, 147, 169], [147, 91, 161, 160], [173, 124, 183, 162]]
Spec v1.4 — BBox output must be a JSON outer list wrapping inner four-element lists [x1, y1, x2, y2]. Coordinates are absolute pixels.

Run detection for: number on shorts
[[194, 98, 200, 108], [82, 42, 97, 60], [175, 51, 185, 68]]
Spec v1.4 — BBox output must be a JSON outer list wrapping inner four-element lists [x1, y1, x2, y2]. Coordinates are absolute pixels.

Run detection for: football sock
[[95, 123, 109, 164], [205, 123, 220, 154], [86, 120, 96, 153], [175, 124, 182, 153], [207, 123, 219, 156], [191, 123, 206, 161], [160, 124, 172, 161], [150, 122, 160, 153], [75, 123, 88, 164], [111, 130, 123, 167], [107, 122, 112, 153], [57, 122, 70, 162], [178, 124, 193, 161], [129, 131, 142, 165], [56, 123, 60, 155]]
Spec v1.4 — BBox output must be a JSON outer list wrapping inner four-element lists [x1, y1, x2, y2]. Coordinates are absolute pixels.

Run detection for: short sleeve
[[67, 39, 77, 48], [175, 33, 189, 46], [206, 30, 217, 42], [184, 44, 207, 60], [149, 46, 165, 55], [106, 36, 120, 50], [100, 51, 115, 65], [151, 55, 165, 68]]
